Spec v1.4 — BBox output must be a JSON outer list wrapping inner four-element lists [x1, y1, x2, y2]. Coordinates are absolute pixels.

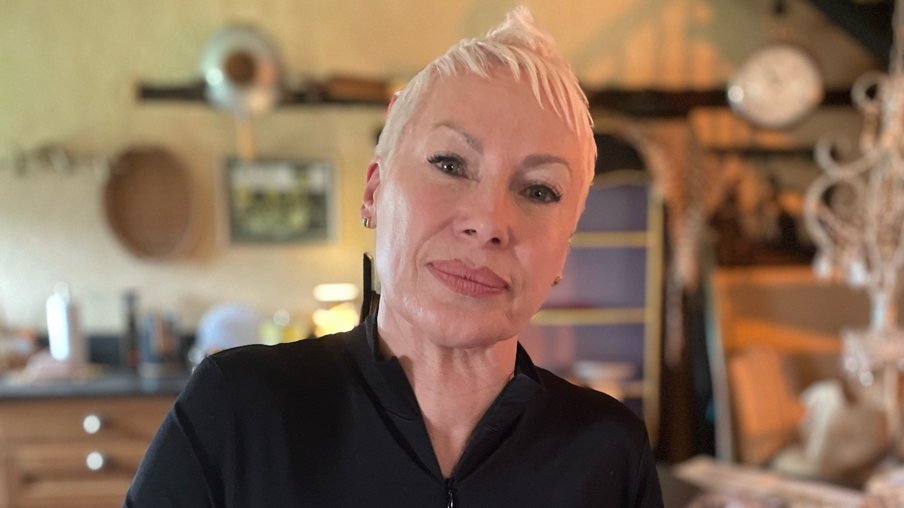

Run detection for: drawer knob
[[86, 451, 105, 471], [82, 414, 102, 434]]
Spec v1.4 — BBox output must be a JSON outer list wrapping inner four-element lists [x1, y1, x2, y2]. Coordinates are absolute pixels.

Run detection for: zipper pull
[[445, 478, 455, 508]]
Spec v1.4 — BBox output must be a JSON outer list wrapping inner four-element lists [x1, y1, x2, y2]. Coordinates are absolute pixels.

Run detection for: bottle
[[122, 291, 140, 369], [137, 309, 183, 378], [45, 283, 85, 367]]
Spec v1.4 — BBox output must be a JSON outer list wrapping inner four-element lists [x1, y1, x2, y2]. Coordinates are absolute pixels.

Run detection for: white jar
[[45, 283, 85, 366]]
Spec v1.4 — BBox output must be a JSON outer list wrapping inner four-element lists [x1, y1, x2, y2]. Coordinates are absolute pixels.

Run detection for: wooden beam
[[585, 88, 854, 117], [137, 81, 857, 116], [802, 0, 893, 66]]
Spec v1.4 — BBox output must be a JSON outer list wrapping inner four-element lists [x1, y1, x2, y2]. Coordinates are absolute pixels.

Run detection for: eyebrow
[[433, 121, 484, 154], [521, 154, 571, 171], [433, 120, 571, 175]]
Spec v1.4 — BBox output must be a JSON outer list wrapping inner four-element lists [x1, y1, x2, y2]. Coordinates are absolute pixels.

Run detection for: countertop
[[0, 368, 192, 399]]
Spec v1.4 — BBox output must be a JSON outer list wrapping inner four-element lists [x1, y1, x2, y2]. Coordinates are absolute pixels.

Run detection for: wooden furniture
[[0, 395, 173, 508], [705, 266, 876, 464], [0, 372, 188, 508]]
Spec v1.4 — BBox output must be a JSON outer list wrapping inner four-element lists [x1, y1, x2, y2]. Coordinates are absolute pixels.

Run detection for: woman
[[125, 7, 662, 508]]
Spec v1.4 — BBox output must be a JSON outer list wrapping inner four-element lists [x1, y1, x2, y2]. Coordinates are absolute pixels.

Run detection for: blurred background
[[0, 1, 901, 507]]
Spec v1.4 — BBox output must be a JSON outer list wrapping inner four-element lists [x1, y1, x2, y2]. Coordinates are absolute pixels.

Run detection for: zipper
[[440, 376, 519, 508], [445, 477, 455, 508], [399, 346, 512, 508]]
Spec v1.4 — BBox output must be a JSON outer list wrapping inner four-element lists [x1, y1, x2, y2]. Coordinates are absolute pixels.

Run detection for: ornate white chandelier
[[804, 0, 904, 460]]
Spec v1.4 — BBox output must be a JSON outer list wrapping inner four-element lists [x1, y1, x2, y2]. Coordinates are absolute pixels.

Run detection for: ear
[[361, 159, 382, 225]]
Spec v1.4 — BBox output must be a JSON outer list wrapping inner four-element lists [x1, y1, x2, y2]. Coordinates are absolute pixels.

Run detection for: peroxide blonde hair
[[375, 6, 596, 180]]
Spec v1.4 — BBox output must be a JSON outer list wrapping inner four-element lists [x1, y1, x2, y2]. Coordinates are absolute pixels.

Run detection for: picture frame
[[223, 158, 334, 244]]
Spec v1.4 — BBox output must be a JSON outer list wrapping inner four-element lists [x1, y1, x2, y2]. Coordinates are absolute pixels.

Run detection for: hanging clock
[[727, 43, 825, 130]]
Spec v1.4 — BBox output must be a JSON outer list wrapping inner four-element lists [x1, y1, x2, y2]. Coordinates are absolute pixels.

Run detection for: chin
[[410, 299, 526, 350]]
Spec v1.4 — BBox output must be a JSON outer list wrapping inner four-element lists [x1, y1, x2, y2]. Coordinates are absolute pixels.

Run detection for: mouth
[[427, 259, 508, 298]]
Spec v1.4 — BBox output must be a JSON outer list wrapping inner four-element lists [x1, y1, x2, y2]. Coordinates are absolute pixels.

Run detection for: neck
[[376, 306, 517, 478]]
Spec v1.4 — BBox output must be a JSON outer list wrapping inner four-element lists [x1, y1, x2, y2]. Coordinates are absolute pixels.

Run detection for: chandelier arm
[[803, 175, 838, 252], [852, 71, 887, 119], [814, 138, 881, 180], [811, 204, 859, 259], [806, 172, 867, 244], [893, 190, 904, 270], [865, 168, 886, 292]]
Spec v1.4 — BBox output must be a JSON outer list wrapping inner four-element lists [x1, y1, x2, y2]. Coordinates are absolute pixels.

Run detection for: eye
[[524, 184, 561, 204], [427, 153, 465, 176]]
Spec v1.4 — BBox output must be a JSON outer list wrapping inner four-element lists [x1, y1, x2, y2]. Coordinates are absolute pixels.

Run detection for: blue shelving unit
[[520, 175, 664, 445]]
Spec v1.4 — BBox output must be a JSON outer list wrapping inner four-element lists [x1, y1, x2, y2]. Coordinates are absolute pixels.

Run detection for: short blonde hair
[[375, 6, 596, 180]]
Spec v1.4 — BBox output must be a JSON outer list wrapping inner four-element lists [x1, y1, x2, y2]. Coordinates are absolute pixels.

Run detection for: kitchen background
[[2, 1, 902, 506], [0, 0, 876, 334]]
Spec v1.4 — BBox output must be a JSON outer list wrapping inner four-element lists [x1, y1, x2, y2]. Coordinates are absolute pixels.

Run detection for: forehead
[[402, 70, 585, 163]]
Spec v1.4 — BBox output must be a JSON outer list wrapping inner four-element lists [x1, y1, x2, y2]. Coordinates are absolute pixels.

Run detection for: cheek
[[373, 184, 410, 291], [404, 184, 457, 233], [374, 179, 454, 283], [514, 222, 571, 296], [523, 237, 569, 273]]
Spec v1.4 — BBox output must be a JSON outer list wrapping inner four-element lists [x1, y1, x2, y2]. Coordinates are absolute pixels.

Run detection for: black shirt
[[124, 315, 663, 507]]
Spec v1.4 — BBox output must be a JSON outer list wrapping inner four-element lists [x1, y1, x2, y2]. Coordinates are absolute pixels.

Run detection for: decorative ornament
[[199, 26, 282, 161], [804, 0, 904, 461]]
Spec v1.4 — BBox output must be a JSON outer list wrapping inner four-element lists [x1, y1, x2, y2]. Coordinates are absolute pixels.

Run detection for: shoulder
[[533, 369, 663, 507], [534, 367, 650, 447], [200, 327, 358, 404], [210, 332, 349, 378]]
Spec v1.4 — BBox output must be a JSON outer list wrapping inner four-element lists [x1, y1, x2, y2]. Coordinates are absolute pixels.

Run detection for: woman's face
[[364, 70, 589, 348]]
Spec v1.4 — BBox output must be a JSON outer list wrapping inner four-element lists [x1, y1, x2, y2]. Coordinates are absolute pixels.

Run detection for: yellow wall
[[0, 0, 877, 332]]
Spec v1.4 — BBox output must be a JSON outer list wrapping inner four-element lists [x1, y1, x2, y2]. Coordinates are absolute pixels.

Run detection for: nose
[[456, 184, 514, 248]]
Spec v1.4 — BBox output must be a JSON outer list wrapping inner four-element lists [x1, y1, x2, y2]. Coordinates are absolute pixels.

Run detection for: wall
[[0, 0, 878, 333]]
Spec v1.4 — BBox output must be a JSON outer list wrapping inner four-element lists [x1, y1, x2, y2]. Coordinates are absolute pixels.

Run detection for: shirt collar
[[345, 314, 544, 412], [342, 313, 546, 480]]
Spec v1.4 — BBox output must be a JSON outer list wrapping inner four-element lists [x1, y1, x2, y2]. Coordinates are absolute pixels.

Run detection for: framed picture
[[224, 158, 334, 244]]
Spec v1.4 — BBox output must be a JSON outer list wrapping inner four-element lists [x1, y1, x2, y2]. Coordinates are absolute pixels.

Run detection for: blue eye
[[525, 185, 561, 203], [427, 154, 464, 176]]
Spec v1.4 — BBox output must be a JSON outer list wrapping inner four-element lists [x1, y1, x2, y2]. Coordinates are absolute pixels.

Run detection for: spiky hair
[[374, 6, 596, 179]]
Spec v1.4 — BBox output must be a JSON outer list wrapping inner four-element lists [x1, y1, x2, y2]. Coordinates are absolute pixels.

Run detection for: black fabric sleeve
[[122, 357, 235, 508], [631, 436, 664, 508]]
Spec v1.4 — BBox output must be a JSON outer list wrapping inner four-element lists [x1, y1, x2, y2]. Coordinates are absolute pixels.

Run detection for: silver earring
[[363, 217, 371, 229]]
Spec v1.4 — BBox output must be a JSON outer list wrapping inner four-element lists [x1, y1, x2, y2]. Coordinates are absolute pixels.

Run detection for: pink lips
[[427, 259, 508, 298]]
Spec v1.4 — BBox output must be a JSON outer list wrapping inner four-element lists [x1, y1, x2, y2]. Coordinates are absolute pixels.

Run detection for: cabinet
[[521, 176, 664, 444], [0, 395, 174, 508]]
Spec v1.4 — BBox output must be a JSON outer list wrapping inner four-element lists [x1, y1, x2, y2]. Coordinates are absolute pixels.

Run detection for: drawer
[[7, 440, 147, 508], [0, 397, 173, 443]]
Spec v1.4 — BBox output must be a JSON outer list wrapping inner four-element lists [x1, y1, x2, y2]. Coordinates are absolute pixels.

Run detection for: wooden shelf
[[585, 88, 854, 117], [137, 81, 856, 116], [530, 307, 646, 326], [136, 79, 391, 107], [569, 231, 648, 248]]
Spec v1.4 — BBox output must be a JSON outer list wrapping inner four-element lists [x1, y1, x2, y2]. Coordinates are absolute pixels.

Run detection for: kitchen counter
[[0, 373, 180, 508], [0, 369, 191, 399]]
